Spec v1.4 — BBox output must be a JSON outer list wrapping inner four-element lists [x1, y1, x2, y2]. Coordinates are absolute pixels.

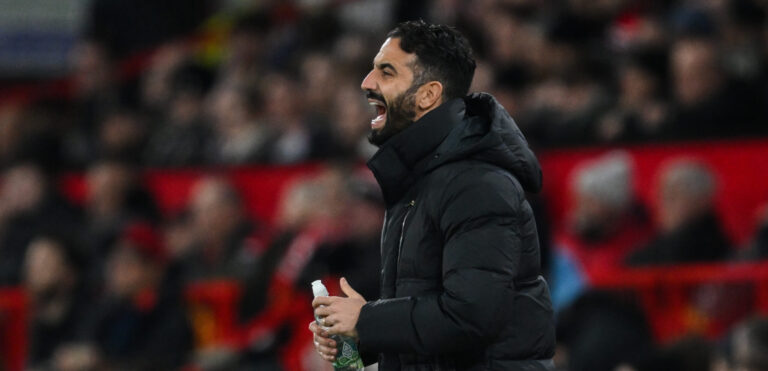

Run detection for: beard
[[367, 83, 419, 147]]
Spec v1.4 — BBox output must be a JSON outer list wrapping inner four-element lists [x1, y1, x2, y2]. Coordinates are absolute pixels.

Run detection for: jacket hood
[[367, 92, 542, 205], [432, 92, 542, 193]]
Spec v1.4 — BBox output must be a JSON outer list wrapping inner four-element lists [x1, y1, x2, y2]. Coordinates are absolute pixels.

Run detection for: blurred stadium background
[[2, 0, 768, 370]]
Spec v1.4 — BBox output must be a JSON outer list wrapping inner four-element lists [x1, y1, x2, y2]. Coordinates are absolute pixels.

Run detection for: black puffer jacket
[[357, 93, 555, 371]]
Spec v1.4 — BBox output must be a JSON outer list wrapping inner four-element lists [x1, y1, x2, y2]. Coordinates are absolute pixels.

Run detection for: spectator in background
[[70, 41, 116, 107], [298, 173, 383, 302], [55, 222, 192, 371], [669, 37, 724, 138], [300, 52, 337, 119], [96, 107, 148, 162], [520, 72, 611, 147], [261, 73, 333, 164], [238, 169, 349, 322], [668, 36, 765, 139], [24, 234, 91, 370], [596, 51, 670, 143], [722, 0, 766, 78], [627, 160, 730, 266], [177, 177, 264, 282], [85, 158, 159, 228], [0, 101, 67, 170], [0, 162, 82, 285], [83, 159, 159, 285], [326, 81, 378, 161], [63, 41, 119, 168], [144, 59, 215, 167], [205, 80, 275, 165], [551, 152, 652, 309], [723, 316, 768, 371], [140, 42, 190, 117], [230, 169, 353, 370], [229, 178, 327, 370]]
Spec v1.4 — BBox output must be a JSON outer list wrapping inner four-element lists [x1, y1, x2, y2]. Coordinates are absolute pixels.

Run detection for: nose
[[360, 70, 376, 92]]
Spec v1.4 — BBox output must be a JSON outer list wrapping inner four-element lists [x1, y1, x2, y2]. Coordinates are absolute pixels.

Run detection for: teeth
[[368, 99, 385, 127]]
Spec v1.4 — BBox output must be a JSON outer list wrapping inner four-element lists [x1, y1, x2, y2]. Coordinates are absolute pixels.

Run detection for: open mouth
[[368, 99, 387, 129]]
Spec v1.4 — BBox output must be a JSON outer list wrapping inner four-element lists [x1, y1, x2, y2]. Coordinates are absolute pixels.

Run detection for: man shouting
[[310, 20, 555, 370]]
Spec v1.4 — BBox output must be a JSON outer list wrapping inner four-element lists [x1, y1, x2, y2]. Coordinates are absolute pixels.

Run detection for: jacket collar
[[367, 98, 465, 206]]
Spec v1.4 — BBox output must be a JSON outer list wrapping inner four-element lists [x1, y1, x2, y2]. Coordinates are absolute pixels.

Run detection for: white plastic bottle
[[311, 280, 365, 371]]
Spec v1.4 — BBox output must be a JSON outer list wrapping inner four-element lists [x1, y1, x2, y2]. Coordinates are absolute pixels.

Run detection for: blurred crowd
[[549, 150, 768, 370], [5, 0, 768, 171], [3, 0, 768, 370], [1, 159, 383, 370]]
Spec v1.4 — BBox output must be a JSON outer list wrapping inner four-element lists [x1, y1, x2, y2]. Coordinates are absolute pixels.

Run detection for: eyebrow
[[376, 62, 397, 74]]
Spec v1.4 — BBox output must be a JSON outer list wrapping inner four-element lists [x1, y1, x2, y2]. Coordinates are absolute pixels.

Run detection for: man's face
[[107, 244, 151, 298], [361, 38, 421, 146], [24, 238, 71, 296]]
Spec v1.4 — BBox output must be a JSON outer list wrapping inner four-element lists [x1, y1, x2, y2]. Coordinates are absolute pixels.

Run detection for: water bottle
[[311, 280, 365, 371]]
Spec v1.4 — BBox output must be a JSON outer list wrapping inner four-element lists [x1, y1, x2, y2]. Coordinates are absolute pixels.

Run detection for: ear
[[417, 81, 444, 111]]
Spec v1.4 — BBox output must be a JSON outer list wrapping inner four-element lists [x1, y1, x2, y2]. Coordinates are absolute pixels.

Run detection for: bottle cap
[[311, 280, 329, 297]]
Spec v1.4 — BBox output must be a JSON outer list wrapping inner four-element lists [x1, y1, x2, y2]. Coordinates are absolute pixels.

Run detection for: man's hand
[[312, 277, 366, 338], [309, 320, 338, 362]]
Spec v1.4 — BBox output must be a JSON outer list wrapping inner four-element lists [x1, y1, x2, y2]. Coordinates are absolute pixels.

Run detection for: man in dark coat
[[626, 159, 730, 266], [310, 20, 555, 370]]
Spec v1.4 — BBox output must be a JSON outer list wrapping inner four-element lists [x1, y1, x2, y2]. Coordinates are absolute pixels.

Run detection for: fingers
[[309, 321, 333, 338], [314, 305, 332, 317], [314, 333, 336, 348], [312, 296, 335, 308], [319, 349, 336, 362], [323, 315, 338, 327], [310, 315, 350, 336], [308, 320, 320, 333], [317, 342, 337, 356], [340, 277, 364, 300], [314, 336, 337, 362], [309, 321, 338, 363]]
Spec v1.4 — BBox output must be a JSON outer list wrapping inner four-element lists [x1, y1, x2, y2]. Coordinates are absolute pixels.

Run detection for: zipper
[[396, 200, 415, 277]]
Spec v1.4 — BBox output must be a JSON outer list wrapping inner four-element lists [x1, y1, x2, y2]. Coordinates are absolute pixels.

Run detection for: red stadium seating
[[591, 261, 768, 342], [0, 288, 26, 371], [57, 139, 768, 245], [185, 281, 242, 348]]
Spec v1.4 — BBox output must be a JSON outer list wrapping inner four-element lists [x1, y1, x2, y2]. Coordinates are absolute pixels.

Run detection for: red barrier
[[591, 262, 768, 342], [0, 288, 26, 371], [56, 138, 768, 245], [59, 163, 324, 224]]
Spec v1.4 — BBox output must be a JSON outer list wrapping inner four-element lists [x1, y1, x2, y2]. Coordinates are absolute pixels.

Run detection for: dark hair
[[387, 20, 476, 101]]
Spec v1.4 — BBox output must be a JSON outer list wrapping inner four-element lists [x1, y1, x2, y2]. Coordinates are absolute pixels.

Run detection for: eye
[[382, 70, 393, 77]]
